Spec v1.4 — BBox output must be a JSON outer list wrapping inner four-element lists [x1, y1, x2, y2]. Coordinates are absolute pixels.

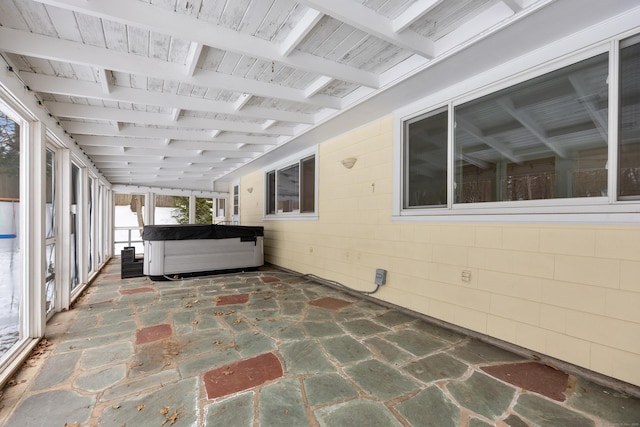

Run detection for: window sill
[[263, 213, 318, 222]]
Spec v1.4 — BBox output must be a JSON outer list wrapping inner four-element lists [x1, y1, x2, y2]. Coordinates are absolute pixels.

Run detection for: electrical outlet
[[375, 269, 386, 285], [461, 270, 471, 282]]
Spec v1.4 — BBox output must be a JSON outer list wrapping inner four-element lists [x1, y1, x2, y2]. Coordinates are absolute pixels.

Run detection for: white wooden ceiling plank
[[1, 27, 343, 109], [31, 0, 380, 88], [323, 26, 369, 62], [217, 51, 244, 75], [196, 0, 226, 23], [75, 13, 106, 47], [46, 101, 296, 135], [176, 82, 194, 96], [298, 0, 434, 59], [13, 0, 57, 36], [392, 0, 442, 33], [150, 0, 177, 11], [0, 1, 31, 31], [23, 56, 56, 75], [46, 6, 83, 42], [259, 0, 304, 43], [127, 26, 150, 56], [232, 56, 258, 79], [48, 60, 76, 79], [434, 2, 513, 55], [102, 19, 128, 52], [176, 0, 202, 17], [279, 8, 323, 56], [149, 31, 171, 61], [236, 0, 271, 35]]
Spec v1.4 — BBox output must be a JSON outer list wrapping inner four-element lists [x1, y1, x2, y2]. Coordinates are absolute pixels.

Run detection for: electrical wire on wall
[[162, 269, 381, 295]]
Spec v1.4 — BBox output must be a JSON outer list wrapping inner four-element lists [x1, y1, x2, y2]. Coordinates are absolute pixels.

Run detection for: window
[[619, 36, 640, 199], [399, 36, 640, 219], [265, 154, 316, 217]]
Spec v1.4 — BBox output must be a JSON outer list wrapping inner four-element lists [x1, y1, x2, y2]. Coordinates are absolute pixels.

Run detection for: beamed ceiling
[[0, 0, 638, 191]]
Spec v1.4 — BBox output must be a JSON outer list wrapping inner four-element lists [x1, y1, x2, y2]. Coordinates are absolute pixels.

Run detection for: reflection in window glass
[[454, 53, 609, 203], [195, 197, 213, 224], [46, 149, 55, 239], [0, 110, 21, 358], [277, 164, 300, 213], [619, 37, 640, 199], [70, 164, 80, 291], [300, 156, 315, 213], [45, 244, 55, 314], [266, 171, 275, 215], [404, 109, 448, 207]]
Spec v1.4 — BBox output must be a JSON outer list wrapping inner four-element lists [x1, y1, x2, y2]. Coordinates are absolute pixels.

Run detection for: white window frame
[[393, 33, 640, 224], [264, 146, 318, 221]]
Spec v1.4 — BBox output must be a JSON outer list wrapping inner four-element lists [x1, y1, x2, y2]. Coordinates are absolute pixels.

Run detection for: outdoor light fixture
[[341, 157, 357, 169]]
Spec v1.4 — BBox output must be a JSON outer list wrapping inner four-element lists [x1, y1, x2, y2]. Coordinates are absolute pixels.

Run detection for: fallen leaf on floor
[[185, 303, 192, 308], [192, 320, 199, 326], [233, 318, 242, 325], [212, 339, 223, 345], [160, 406, 169, 415], [64, 422, 79, 427], [223, 370, 233, 375], [112, 404, 121, 409], [137, 404, 145, 411]]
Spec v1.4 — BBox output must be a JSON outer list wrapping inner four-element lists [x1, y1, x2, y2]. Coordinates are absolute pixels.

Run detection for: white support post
[[57, 148, 71, 311]]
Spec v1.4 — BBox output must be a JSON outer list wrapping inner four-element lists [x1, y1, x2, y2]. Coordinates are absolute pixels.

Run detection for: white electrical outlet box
[[375, 269, 387, 285]]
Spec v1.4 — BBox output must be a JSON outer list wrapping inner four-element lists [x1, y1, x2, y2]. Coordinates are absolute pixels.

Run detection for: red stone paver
[[136, 324, 173, 345], [260, 276, 280, 283], [102, 273, 121, 280], [120, 287, 154, 295], [216, 294, 250, 306], [204, 352, 283, 399], [482, 362, 570, 401], [309, 297, 352, 311]]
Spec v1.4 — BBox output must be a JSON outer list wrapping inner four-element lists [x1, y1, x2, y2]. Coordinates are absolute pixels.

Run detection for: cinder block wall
[[240, 115, 640, 388]]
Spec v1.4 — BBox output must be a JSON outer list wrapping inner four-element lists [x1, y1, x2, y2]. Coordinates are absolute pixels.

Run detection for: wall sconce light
[[246, 187, 253, 193], [341, 157, 357, 169]]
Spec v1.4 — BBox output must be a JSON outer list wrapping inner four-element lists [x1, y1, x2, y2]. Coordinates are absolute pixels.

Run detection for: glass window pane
[[233, 185, 239, 216], [114, 193, 145, 255], [155, 194, 183, 225], [300, 157, 315, 213], [195, 197, 213, 224], [619, 37, 640, 199], [266, 171, 275, 215], [277, 164, 300, 213], [0, 110, 20, 358], [216, 198, 226, 219], [45, 244, 55, 314], [46, 149, 55, 239], [70, 164, 80, 290], [405, 109, 448, 207], [454, 53, 609, 203], [88, 178, 93, 274]]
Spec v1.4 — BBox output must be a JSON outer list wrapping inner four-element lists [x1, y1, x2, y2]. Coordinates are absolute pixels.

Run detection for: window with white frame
[[400, 34, 640, 217], [265, 154, 316, 217]]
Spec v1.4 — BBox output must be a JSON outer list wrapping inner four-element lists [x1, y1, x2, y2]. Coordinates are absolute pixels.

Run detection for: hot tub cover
[[142, 224, 264, 241]]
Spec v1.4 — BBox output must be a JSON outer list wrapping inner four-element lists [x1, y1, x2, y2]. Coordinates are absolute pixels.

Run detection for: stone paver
[[396, 386, 461, 427], [1, 262, 638, 427]]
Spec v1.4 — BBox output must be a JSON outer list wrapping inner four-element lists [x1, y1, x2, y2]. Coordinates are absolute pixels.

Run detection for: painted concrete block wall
[[238, 116, 640, 388]]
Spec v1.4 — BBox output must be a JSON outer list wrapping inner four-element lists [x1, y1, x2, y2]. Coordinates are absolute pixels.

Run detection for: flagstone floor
[[1, 258, 639, 426]]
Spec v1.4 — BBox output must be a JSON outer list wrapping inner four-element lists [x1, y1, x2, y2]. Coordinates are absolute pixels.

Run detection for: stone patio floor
[[1, 258, 639, 426]]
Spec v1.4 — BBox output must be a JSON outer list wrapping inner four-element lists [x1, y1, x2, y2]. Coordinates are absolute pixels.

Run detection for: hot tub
[[142, 224, 264, 277]]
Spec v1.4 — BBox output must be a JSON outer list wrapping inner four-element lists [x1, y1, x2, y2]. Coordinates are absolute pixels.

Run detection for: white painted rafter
[[280, 8, 323, 57], [234, 93, 252, 111], [304, 76, 334, 99], [45, 101, 296, 135], [0, 28, 342, 110], [184, 42, 203, 76], [22, 73, 317, 124], [502, 0, 525, 13], [62, 122, 280, 144], [31, 0, 380, 88], [298, 0, 435, 59], [76, 136, 271, 152], [97, 68, 112, 94], [392, 0, 442, 33]]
